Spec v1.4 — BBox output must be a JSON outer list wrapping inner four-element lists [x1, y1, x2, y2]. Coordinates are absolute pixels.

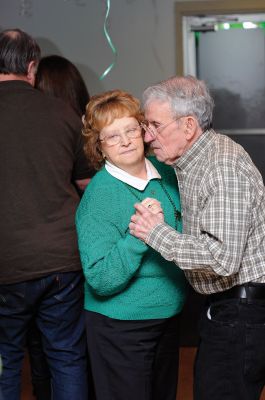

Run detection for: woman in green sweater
[[76, 89, 187, 400]]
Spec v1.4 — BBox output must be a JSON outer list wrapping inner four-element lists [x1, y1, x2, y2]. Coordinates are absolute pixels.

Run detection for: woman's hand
[[129, 201, 165, 242], [140, 197, 164, 215]]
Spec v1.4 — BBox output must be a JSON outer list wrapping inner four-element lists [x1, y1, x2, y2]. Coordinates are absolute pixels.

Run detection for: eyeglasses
[[140, 116, 184, 138], [99, 125, 142, 146]]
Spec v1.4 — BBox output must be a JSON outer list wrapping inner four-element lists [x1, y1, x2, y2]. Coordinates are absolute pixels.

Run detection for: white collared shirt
[[105, 158, 161, 190]]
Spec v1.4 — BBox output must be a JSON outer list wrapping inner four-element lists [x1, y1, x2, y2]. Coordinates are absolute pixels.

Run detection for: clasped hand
[[129, 197, 165, 242]]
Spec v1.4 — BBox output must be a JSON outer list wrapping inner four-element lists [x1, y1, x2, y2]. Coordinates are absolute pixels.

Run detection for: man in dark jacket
[[0, 28, 92, 400]]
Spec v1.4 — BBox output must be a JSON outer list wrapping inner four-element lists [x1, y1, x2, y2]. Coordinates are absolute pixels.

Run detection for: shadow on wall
[[211, 88, 247, 130], [210, 88, 265, 181], [76, 63, 104, 97], [36, 36, 104, 97], [36, 37, 61, 57], [211, 87, 265, 130]]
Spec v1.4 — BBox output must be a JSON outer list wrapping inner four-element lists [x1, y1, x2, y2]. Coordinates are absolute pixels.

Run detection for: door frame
[[175, 0, 265, 74]]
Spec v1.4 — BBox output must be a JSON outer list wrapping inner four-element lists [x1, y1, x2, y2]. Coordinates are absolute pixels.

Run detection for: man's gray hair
[[142, 75, 214, 130]]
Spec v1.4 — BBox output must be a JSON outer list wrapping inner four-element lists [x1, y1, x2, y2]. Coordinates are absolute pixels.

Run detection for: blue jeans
[[27, 321, 51, 400], [194, 299, 265, 400], [0, 271, 88, 400]]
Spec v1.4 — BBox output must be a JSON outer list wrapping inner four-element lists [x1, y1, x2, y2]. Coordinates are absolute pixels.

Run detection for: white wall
[[1, 0, 207, 98]]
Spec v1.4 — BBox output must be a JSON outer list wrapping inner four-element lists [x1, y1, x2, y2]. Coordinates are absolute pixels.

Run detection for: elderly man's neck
[[0, 73, 31, 84]]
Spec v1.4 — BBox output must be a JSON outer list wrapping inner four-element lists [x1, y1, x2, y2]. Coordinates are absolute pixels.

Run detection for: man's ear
[[184, 116, 197, 140], [184, 116, 204, 145], [27, 61, 37, 86]]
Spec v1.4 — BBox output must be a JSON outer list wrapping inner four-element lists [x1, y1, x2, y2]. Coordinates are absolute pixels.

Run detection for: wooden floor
[[177, 347, 196, 400], [21, 347, 265, 400]]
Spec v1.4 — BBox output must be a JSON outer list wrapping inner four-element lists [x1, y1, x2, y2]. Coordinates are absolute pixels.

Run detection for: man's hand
[[129, 202, 165, 242]]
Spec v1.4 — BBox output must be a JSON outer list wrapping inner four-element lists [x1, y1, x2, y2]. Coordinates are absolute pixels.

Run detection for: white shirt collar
[[105, 158, 161, 190]]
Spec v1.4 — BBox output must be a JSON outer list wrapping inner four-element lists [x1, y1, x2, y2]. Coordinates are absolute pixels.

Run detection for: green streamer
[[99, 0, 117, 80]]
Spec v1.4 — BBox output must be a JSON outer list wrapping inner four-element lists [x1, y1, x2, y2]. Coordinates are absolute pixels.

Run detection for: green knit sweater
[[76, 157, 187, 320]]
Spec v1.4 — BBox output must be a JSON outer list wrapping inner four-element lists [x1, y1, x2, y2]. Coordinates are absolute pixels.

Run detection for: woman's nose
[[120, 133, 131, 145]]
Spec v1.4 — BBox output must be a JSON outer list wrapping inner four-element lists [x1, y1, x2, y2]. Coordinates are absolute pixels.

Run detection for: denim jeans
[[27, 321, 51, 400], [0, 271, 88, 400], [194, 299, 265, 400], [0, 355, 3, 400]]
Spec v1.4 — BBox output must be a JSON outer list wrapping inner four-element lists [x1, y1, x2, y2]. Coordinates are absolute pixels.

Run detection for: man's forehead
[[145, 100, 172, 118]]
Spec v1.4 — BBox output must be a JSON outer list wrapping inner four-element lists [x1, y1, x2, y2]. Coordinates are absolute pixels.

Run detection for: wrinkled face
[[99, 116, 145, 172], [143, 101, 190, 165]]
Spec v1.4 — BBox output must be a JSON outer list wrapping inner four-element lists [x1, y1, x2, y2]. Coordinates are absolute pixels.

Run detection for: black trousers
[[194, 298, 265, 400], [85, 311, 180, 400]]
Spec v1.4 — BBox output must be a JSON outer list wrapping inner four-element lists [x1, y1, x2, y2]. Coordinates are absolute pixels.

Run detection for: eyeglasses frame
[[99, 124, 142, 147], [140, 115, 185, 139]]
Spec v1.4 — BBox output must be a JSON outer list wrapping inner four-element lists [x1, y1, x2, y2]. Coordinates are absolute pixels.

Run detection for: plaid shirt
[[147, 129, 265, 294]]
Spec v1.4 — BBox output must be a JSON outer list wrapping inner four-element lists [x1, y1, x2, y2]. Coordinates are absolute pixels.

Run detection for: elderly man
[[130, 75, 265, 400]]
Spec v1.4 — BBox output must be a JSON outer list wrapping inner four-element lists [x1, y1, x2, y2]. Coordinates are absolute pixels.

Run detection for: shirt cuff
[[146, 222, 179, 252]]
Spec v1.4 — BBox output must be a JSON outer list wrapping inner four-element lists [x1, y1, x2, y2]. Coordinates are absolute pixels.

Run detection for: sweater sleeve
[[76, 182, 148, 296]]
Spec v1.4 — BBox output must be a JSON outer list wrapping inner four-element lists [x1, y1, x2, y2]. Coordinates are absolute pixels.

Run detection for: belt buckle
[[239, 285, 247, 299]]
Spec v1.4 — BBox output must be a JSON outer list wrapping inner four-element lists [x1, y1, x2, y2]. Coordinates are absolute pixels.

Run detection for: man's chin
[[154, 155, 164, 162], [153, 152, 174, 165], [152, 149, 163, 159], [153, 150, 167, 163]]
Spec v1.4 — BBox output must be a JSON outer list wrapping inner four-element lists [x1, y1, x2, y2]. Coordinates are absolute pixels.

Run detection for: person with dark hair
[[0, 28, 93, 400], [35, 54, 89, 117], [35, 54, 91, 194], [129, 75, 265, 400], [0, 28, 40, 77], [76, 89, 187, 400]]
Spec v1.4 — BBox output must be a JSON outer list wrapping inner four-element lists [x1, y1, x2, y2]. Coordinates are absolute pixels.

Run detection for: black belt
[[208, 283, 265, 303]]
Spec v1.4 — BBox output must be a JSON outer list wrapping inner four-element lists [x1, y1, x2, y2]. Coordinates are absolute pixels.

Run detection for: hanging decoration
[[99, 0, 117, 80]]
